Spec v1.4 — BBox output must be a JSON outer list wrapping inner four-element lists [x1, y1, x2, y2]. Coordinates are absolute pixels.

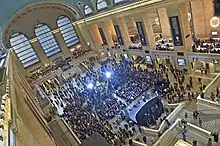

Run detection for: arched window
[[84, 5, 93, 15], [35, 24, 61, 57], [10, 33, 39, 68], [97, 0, 108, 10], [57, 16, 80, 48], [114, 0, 125, 4]]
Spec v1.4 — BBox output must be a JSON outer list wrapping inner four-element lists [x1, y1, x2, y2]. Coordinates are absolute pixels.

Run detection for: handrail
[[197, 73, 220, 108], [153, 118, 212, 146], [186, 122, 211, 138], [153, 118, 181, 146]]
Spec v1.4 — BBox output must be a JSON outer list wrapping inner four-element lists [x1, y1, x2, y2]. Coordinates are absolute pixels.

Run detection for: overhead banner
[[98, 28, 107, 45], [114, 25, 124, 45], [169, 16, 183, 46], [136, 22, 147, 46]]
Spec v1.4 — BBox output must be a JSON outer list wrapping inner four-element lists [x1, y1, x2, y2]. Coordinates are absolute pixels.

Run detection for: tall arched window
[[10, 33, 39, 68], [97, 0, 108, 10], [84, 5, 93, 15], [35, 24, 61, 57], [57, 16, 80, 48], [114, 0, 125, 4]]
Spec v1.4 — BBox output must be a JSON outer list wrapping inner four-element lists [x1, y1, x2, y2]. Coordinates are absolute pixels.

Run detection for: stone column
[[76, 22, 96, 50], [157, 8, 172, 39], [203, 0, 214, 38], [191, 0, 206, 39], [31, 40, 51, 66], [98, 20, 115, 49], [133, 12, 156, 49], [141, 12, 156, 49], [113, 17, 131, 49], [74, 24, 90, 51], [53, 31, 72, 58], [89, 24, 103, 49], [167, 3, 192, 71]]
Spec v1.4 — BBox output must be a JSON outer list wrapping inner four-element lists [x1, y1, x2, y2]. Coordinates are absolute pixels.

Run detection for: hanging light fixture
[[210, 16, 220, 28]]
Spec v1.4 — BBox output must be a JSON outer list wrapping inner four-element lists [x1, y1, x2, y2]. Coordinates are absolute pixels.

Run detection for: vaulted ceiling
[[0, 0, 123, 27]]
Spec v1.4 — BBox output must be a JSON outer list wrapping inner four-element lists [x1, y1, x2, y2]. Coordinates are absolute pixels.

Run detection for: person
[[142, 136, 147, 144], [205, 69, 208, 75], [192, 140, 197, 146], [138, 126, 142, 133], [182, 130, 186, 141], [132, 127, 136, 134], [207, 138, 212, 146], [211, 92, 215, 101], [185, 112, 188, 119], [129, 139, 132, 146], [189, 77, 193, 88], [200, 68, 203, 74], [199, 118, 202, 127], [198, 78, 202, 84], [201, 92, 205, 99]]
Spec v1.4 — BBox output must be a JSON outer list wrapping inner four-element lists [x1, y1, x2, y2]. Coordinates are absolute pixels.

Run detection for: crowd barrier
[[203, 73, 220, 98]]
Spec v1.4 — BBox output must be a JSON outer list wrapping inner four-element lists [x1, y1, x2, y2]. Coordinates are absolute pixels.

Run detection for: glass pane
[[114, 0, 124, 3], [19, 52, 36, 61], [23, 58, 39, 68], [10, 33, 39, 67], [97, 0, 107, 10], [17, 49, 33, 57]]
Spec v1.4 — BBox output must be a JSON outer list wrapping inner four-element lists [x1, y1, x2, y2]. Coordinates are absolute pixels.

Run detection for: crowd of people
[[192, 38, 220, 54], [39, 58, 197, 145], [156, 38, 174, 51], [26, 49, 93, 82], [160, 64, 201, 104]]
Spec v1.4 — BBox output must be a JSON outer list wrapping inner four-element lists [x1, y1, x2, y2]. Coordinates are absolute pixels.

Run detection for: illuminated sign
[[136, 22, 147, 46], [177, 58, 186, 66], [145, 56, 151, 62], [169, 16, 183, 46]]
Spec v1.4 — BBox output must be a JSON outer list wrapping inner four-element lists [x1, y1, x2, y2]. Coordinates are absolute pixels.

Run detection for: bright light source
[[87, 83, 94, 89], [106, 72, 111, 78], [210, 16, 220, 28]]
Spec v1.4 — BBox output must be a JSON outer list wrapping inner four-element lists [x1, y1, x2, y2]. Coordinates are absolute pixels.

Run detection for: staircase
[[202, 119, 220, 133]]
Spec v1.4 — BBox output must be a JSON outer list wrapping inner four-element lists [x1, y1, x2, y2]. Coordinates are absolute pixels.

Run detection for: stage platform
[[126, 96, 156, 123]]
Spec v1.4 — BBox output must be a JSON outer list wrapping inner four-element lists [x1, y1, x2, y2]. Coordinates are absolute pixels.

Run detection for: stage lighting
[[106, 72, 111, 78], [87, 83, 94, 89]]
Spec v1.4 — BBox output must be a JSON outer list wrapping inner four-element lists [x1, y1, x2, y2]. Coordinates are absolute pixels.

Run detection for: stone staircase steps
[[202, 119, 220, 133]]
